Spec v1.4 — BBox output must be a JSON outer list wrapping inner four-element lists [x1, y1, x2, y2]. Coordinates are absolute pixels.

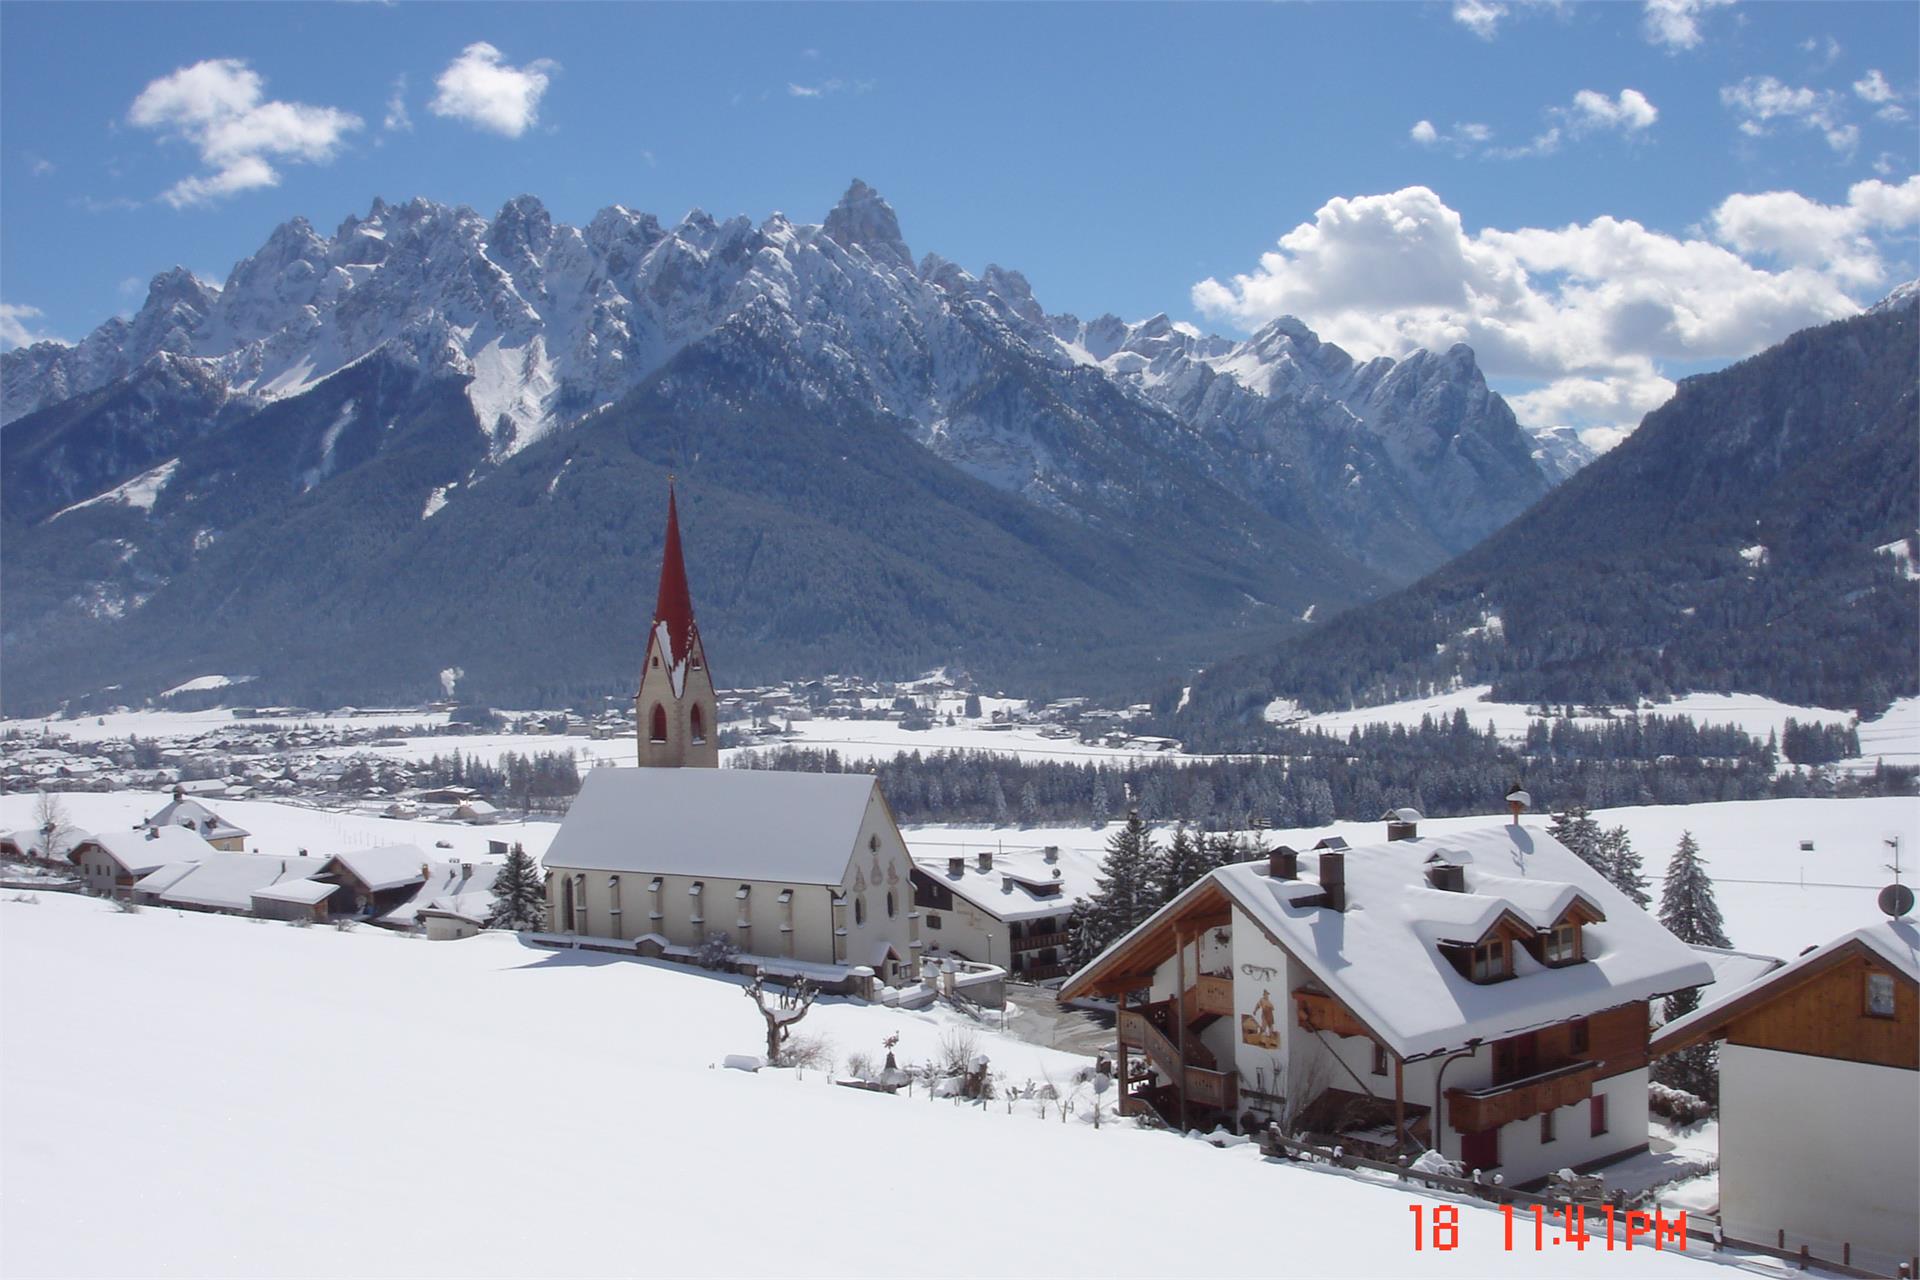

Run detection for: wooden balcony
[[1294, 988, 1370, 1039], [1182, 973, 1233, 1023], [1184, 1065, 1238, 1111], [1446, 1060, 1601, 1133], [1011, 930, 1069, 952]]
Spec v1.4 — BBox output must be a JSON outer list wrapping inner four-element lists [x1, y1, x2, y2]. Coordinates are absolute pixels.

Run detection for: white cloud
[[1853, 69, 1896, 103], [27, 154, 54, 177], [787, 78, 869, 99], [1721, 76, 1857, 153], [787, 82, 822, 98], [1568, 88, 1658, 133], [1409, 119, 1495, 155], [429, 43, 555, 138], [1710, 177, 1920, 287], [0, 302, 64, 350], [1642, 0, 1734, 51], [1800, 35, 1842, 70], [127, 59, 362, 208], [383, 75, 412, 132], [1452, 0, 1508, 39], [1410, 119, 1439, 145], [1190, 185, 1895, 434]]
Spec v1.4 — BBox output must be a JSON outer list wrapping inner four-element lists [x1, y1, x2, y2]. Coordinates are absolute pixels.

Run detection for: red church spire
[[653, 479, 698, 668]]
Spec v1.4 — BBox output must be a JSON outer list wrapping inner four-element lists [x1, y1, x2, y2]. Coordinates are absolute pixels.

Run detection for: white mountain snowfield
[[0, 894, 1751, 1278]]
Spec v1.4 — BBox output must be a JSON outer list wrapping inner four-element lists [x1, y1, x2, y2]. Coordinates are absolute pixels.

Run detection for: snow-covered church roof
[[542, 768, 884, 886], [1067, 822, 1713, 1061]]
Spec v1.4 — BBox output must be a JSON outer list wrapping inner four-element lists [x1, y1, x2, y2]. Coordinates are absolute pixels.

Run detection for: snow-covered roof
[[1072, 823, 1712, 1061], [910, 845, 1103, 922], [1686, 944, 1785, 1013], [144, 795, 250, 842], [323, 845, 431, 893], [251, 879, 342, 906], [1654, 920, 1920, 1054], [140, 852, 331, 912], [377, 862, 500, 927], [130, 861, 201, 897], [542, 769, 881, 885], [82, 826, 217, 875]]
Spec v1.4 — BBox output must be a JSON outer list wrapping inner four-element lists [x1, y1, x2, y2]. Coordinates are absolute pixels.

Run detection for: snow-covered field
[[0, 894, 1747, 1278], [0, 706, 454, 742], [1267, 685, 1863, 747], [726, 717, 1187, 766]]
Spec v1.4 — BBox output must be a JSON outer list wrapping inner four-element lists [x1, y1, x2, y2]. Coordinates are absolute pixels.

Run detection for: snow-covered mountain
[[2, 181, 1564, 711]]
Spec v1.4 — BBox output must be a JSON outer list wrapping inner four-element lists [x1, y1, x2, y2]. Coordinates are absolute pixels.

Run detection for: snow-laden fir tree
[[486, 842, 547, 931], [1019, 781, 1040, 828], [1090, 774, 1111, 829], [1154, 823, 1211, 905], [1659, 831, 1730, 949], [1070, 810, 1159, 963], [1548, 807, 1607, 877], [1598, 825, 1651, 909], [988, 774, 1009, 825]]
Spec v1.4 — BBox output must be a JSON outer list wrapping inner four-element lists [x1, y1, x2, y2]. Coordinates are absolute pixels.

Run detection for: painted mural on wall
[[1241, 988, 1279, 1049]]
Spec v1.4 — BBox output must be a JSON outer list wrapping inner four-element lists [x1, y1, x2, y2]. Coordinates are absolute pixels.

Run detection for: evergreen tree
[[1090, 773, 1111, 829], [1659, 831, 1731, 948], [1072, 811, 1159, 961], [987, 774, 1009, 825], [1599, 825, 1651, 909], [1548, 807, 1608, 877], [1019, 781, 1040, 828], [486, 843, 547, 932], [963, 692, 983, 719], [1154, 823, 1211, 904]]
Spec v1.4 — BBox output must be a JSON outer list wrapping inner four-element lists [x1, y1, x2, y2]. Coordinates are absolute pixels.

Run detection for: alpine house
[[1060, 813, 1712, 1186], [539, 485, 920, 985]]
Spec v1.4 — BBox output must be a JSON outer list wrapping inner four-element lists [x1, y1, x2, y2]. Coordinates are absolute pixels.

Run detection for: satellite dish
[[1878, 883, 1915, 919]]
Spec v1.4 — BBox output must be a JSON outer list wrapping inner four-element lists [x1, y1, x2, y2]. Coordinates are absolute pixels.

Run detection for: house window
[[1590, 1094, 1608, 1137], [1570, 1018, 1590, 1055], [1544, 923, 1581, 965], [927, 913, 942, 930], [1370, 1043, 1389, 1076], [1541, 1110, 1556, 1144], [649, 704, 668, 743], [690, 704, 706, 745], [1470, 937, 1510, 982], [1866, 971, 1896, 1018]]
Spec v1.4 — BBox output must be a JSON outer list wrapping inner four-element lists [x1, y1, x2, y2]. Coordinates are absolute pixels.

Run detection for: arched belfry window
[[690, 703, 706, 744], [650, 704, 668, 743]]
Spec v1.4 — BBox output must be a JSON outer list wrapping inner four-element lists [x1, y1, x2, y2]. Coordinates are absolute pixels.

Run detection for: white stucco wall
[[1719, 1044, 1919, 1268]]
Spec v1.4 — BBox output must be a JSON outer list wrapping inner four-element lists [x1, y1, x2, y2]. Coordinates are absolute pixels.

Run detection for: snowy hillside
[[2, 894, 1744, 1278]]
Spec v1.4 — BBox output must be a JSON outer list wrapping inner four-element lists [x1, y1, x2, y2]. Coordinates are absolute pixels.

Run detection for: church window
[[855, 896, 867, 927], [886, 891, 896, 919], [869, 834, 880, 853], [690, 704, 706, 744], [608, 876, 622, 922], [690, 653, 702, 670], [649, 704, 668, 743]]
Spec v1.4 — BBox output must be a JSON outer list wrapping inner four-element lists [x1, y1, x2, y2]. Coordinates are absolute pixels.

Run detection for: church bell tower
[[635, 482, 719, 768]]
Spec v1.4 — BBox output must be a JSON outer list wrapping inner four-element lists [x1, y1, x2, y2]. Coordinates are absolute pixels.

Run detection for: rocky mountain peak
[[822, 179, 911, 269]]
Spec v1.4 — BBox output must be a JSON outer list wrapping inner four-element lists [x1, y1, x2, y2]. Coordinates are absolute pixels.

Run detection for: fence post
[[1798, 1244, 1808, 1271]]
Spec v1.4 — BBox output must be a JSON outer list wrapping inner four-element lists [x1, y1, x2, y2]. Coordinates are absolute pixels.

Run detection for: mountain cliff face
[[2, 181, 1557, 712], [1170, 291, 1920, 737]]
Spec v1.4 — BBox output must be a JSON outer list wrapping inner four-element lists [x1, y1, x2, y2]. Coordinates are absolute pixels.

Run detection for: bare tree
[[743, 972, 817, 1063], [33, 792, 71, 861]]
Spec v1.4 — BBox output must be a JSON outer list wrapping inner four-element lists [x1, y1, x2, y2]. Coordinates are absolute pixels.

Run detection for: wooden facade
[[1654, 940, 1918, 1070]]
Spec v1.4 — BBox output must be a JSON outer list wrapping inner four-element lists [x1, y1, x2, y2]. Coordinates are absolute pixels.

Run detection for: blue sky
[[3, 1, 1916, 433]]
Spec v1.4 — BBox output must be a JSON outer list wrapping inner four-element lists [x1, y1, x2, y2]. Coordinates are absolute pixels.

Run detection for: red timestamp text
[[1410, 1202, 1691, 1252]]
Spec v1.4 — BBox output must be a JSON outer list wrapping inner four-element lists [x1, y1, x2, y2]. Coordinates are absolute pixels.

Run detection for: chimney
[[1386, 807, 1421, 842], [146, 826, 159, 841], [1269, 845, 1300, 880], [1428, 863, 1466, 893], [947, 856, 965, 877], [172, 784, 185, 801], [1044, 845, 1059, 863], [976, 851, 993, 872], [1319, 851, 1347, 912], [1505, 786, 1532, 824]]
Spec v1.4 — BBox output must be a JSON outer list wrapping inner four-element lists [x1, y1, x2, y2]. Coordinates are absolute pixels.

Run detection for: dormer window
[[1470, 937, 1511, 983], [1543, 922, 1583, 965]]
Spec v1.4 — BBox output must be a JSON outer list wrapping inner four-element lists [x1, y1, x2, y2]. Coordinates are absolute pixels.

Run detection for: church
[[540, 485, 921, 984]]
